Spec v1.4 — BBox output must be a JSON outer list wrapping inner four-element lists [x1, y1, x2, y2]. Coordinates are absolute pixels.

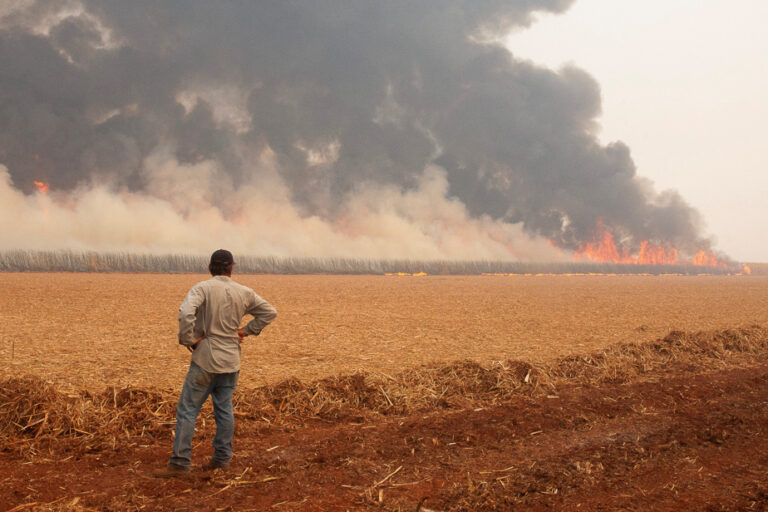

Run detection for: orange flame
[[33, 181, 50, 195], [691, 250, 718, 267], [572, 221, 727, 268], [573, 221, 678, 265]]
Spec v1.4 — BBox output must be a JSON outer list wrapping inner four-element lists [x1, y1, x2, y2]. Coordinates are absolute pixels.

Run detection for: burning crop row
[[563, 220, 735, 270], [0, 249, 745, 275], [13, 181, 743, 273]]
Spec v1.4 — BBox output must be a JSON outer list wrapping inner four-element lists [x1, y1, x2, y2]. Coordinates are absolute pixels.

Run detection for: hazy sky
[[508, 0, 768, 261]]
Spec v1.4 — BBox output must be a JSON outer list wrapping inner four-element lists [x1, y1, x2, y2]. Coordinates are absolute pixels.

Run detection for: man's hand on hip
[[237, 329, 246, 342], [187, 336, 205, 353]]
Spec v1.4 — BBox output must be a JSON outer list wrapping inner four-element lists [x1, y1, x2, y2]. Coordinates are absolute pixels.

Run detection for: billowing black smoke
[[0, 0, 713, 257]]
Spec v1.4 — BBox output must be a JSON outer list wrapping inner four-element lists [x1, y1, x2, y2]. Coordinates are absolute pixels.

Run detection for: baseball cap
[[210, 249, 234, 266]]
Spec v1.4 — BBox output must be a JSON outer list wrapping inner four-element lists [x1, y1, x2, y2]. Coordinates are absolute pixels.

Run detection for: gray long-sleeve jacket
[[178, 275, 277, 373]]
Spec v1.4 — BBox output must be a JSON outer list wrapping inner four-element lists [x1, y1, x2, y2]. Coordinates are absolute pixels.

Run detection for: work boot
[[152, 463, 191, 478], [202, 459, 230, 471]]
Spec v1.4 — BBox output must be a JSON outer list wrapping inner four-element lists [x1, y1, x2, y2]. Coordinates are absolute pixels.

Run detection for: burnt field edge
[[2, 325, 766, 458], [0, 249, 743, 275]]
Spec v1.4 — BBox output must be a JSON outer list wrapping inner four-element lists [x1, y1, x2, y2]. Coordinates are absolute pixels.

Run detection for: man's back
[[178, 275, 277, 373], [156, 249, 277, 477]]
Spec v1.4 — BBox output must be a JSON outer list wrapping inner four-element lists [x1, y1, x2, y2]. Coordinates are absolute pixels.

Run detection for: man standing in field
[[154, 249, 277, 477]]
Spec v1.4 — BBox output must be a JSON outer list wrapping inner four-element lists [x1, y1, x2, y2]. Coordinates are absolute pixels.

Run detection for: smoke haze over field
[[0, 1, 717, 260]]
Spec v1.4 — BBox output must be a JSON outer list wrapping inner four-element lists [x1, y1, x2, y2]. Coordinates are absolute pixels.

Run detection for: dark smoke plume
[[0, 1, 715, 259]]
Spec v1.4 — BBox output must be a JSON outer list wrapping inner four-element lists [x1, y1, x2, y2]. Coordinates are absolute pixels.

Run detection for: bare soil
[[2, 359, 768, 510], [2, 328, 768, 511]]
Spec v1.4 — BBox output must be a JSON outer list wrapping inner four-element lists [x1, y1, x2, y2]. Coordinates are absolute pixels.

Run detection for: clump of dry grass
[[2, 327, 766, 454], [549, 326, 768, 385], [233, 359, 537, 424], [0, 379, 173, 455], [237, 326, 768, 426]]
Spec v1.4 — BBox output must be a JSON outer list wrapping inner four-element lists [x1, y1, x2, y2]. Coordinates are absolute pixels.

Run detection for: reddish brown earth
[[3, 358, 768, 511], [3, 274, 768, 510]]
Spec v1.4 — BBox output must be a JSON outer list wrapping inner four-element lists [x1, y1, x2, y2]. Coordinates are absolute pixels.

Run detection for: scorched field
[[2, 273, 768, 511]]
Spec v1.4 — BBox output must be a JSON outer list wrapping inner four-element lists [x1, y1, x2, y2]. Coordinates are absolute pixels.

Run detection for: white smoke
[[0, 161, 566, 261]]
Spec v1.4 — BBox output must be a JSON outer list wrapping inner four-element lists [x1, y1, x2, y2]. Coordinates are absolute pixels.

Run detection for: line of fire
[[26, 181, 750, 276]]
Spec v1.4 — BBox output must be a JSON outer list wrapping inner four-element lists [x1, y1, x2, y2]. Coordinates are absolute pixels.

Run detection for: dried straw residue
[[234, 360, 535, 424], [237, 326, 768, 425], [0, 379, 173, 454], [2, 327, 766, 454], [549, 326, 768, 384]]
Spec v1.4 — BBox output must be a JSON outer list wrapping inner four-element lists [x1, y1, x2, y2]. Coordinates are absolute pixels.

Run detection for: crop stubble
[[1, 273, 767, 391]]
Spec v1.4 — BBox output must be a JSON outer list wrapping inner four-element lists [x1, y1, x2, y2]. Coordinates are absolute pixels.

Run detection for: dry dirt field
[[2, 273, 768, 511], [1, 273, 767, 389]]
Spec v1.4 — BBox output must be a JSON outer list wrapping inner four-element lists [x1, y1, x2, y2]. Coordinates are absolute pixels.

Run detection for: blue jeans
[[169, 362, 239, 468]]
